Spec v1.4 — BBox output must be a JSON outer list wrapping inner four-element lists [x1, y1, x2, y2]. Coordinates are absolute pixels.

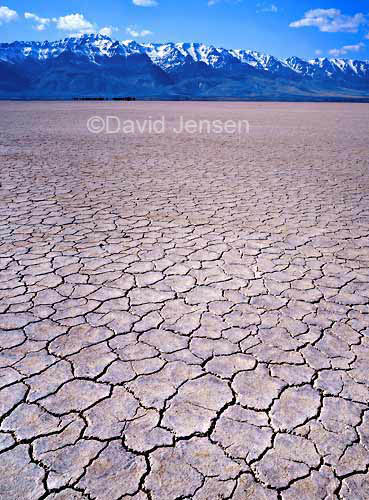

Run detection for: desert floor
[[1, 101, 369, 499]]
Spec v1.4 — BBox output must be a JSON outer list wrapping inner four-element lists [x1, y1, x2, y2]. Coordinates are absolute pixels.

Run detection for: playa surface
[[1, 101, 369, 499]]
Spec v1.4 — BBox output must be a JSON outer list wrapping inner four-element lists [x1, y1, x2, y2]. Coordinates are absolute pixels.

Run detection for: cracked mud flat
[[0, 101, 369, 499]]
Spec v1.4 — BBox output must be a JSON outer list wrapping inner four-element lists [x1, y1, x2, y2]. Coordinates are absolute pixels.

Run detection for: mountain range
[[1, 34, 369, 100]]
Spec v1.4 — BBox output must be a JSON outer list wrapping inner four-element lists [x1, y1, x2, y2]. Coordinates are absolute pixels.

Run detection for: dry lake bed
[[1, 101, 369, 499]]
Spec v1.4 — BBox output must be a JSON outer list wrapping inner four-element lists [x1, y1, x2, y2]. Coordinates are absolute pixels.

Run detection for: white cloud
[[0, 5, 18, 24], [24, 12, 51, 31], [24, 9, 119, 37], [290, 9, 366, 33], [257, 3, 278, 13], [132, 0, 158, 6], [56, 13, 94, 33], [315, 49, 322, 56], [329, 42, 365, 57], [208, 0, 241, 5], [126, 26, 153, 37], [99, 26, 118, 37]]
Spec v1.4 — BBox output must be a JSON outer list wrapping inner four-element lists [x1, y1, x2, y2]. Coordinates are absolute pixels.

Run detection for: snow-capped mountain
[[1, 34, 368, 98]]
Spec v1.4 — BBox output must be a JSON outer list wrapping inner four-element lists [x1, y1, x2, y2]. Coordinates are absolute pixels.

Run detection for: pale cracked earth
[[0, 101, 369, 500]]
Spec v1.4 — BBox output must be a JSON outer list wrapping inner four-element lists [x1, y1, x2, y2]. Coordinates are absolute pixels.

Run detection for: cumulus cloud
[[132, 0, 158, 6], [24, 12, 51, 31], [126, 26, 153, 37], [0, 5, 18, 24], [24, 10, 119, 37], [56, 13, 94, 33], [208, 0, 241, 5], [99, 26, 118, 37], [329, 42, 365, 57], [290, 8, 366, 33], [257, 3, 278, 13]]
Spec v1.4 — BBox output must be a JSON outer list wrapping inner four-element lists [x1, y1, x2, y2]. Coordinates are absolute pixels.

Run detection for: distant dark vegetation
[[73, 97, 136, 101]]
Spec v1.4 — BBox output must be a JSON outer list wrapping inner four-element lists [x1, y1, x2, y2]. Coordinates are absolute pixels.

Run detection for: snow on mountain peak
[[0, 34, 368, 80]]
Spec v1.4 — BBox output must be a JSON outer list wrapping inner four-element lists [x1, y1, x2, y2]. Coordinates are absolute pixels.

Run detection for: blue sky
[[0, 0, 369, 60]]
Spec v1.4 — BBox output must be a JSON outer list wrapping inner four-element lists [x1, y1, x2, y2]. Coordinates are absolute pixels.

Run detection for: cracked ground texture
[[0, 101, 369, 499]]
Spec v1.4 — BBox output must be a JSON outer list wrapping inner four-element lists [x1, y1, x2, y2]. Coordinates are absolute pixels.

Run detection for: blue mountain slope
[[1, 34, 368, 99]]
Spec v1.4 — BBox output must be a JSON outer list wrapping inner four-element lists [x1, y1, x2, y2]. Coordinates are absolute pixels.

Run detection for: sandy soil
[[1, 101, 369, 499]]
